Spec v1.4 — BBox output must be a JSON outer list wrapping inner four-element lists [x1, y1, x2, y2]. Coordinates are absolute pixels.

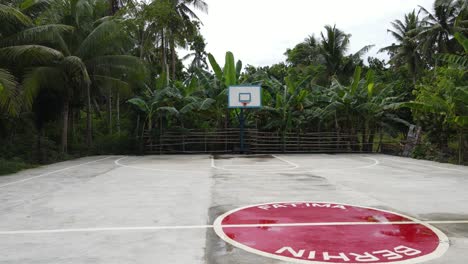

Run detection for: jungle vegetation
[[0, 0, 467, 174]]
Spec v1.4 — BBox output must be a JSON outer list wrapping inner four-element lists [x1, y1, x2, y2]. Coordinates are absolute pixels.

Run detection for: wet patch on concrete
[[419, 213, 468, 221], [419, 213, 468, 238], [212, 172, 233, 179], [204, 205, 273, 264], [279, 173, 326, 181], [369, 205, 420, 219], [435, 224, 468, 239]]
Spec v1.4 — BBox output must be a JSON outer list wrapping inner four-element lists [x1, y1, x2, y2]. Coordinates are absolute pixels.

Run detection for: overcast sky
[[182, 0, 435, 67]]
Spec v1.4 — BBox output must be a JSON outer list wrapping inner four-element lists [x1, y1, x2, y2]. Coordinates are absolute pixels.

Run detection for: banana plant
[[178, 77, 215, 113], [403, 70, 468, 163], [261, 75, 312, 148], [198, 51, 243, 128], [128, 73, 181, 133], [319, 67, 407, 151]]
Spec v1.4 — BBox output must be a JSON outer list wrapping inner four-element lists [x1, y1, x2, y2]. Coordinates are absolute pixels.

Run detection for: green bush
[[91, 132, 137, 155], [0, 158, 36, 176]]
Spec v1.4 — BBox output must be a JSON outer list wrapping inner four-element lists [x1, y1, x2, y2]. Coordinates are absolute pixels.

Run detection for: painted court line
[[272, 154, 300, 169], [210, 155, 298, 172], [115, 156, 207, 173], [222, 164, 296, 167], [383, 157, 466, 172], [1, 220, 467, 235], [313, 157, 380, 171], [0, 156, 113, 189], [275, 155, 380, 172]]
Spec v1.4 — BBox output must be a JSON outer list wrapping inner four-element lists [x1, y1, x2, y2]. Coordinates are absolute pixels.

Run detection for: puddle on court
[[279, 173, 326, 181], [204, 205, 269, 264], [436, 224, 468, 238], [419, 213, 468, 221], [420, 213, 468, 238]]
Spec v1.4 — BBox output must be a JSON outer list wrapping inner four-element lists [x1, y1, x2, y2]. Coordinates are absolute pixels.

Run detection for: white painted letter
[[258, 205, 270, 210], [308, 251, 316, 259], [349, 252, 379, 262], [332, 205, 347, 210], [373, 250, 403, 260], [323, 252, 350, 261], [275, 247, 305, 258], [394, 246, 421, 256], [272, 204, 288, 209], [312, 203, 331, 208]]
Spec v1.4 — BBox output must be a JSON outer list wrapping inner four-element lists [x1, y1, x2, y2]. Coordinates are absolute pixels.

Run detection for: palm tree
[[1, 1, 143, 153], [319, 25, 373, 83], [168, 0, 208, 80], [183, 33, 208, 72], [0, 68, 20, 117], [416, 0, 467, 61], [320, 25, 350, 78], [285, 35, 323, 67], [380, 10, 424, 84], [0, 4, 34, 117]]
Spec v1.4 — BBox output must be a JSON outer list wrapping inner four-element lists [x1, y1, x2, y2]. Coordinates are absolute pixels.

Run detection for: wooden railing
[[143, 129, 401, 154]]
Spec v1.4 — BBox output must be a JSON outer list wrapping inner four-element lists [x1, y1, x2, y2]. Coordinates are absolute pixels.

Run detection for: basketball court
[[0, 154, 467, 263]]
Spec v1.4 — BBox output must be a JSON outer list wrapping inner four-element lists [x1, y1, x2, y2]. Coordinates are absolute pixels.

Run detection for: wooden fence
[[143, 129, 401, 154]]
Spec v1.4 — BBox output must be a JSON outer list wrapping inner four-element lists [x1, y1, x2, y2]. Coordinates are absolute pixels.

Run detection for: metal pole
[[240, 108, 245, 154]]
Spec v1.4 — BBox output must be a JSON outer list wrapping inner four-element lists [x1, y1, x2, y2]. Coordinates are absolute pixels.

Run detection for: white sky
[[182, 0, 434, 67]]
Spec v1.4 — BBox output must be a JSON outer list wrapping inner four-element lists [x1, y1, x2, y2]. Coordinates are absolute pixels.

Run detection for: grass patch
[[0, 159, 36, 176]]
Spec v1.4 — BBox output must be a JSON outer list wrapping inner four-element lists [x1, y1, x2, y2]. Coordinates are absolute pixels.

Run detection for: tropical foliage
[[0, 0, 467, 174]]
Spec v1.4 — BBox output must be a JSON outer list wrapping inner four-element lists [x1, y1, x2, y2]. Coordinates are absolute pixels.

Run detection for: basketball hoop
[[227, 85, 262, 154]]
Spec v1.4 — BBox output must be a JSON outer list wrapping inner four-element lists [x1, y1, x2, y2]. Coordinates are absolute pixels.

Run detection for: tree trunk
[[377, 128, 383, 153], [70, 107, 75, 141], [107, 87, 112, 135], [135, 114, 140, 139], [109, 0, 118, 15], [86, 83, 92, 148], [116, 91, 120, 135], [36, 128, 42, 163], [361, 121, 367, 152], [61, 97, 70, 154], [225, 109, 230, 129], [140, 29, 145, 59], [368, 127, 376, 152], [334, 111, 340, 150], [161, 30, 167, 74], [147, 115, 152, 132], [459, 129, 465, 165], [170, 37, 176, 80], [93, 98, 102, 118]]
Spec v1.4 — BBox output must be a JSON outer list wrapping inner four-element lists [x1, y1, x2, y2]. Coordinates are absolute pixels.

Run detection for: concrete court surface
[[0, 154, 467, 264]]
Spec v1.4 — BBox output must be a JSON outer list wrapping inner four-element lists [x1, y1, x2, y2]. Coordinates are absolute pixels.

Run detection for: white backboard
[[228, 86, 262, 108]]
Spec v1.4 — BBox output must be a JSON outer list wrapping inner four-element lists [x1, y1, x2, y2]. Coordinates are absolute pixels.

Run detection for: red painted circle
[[213, 202, 448, 264]]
